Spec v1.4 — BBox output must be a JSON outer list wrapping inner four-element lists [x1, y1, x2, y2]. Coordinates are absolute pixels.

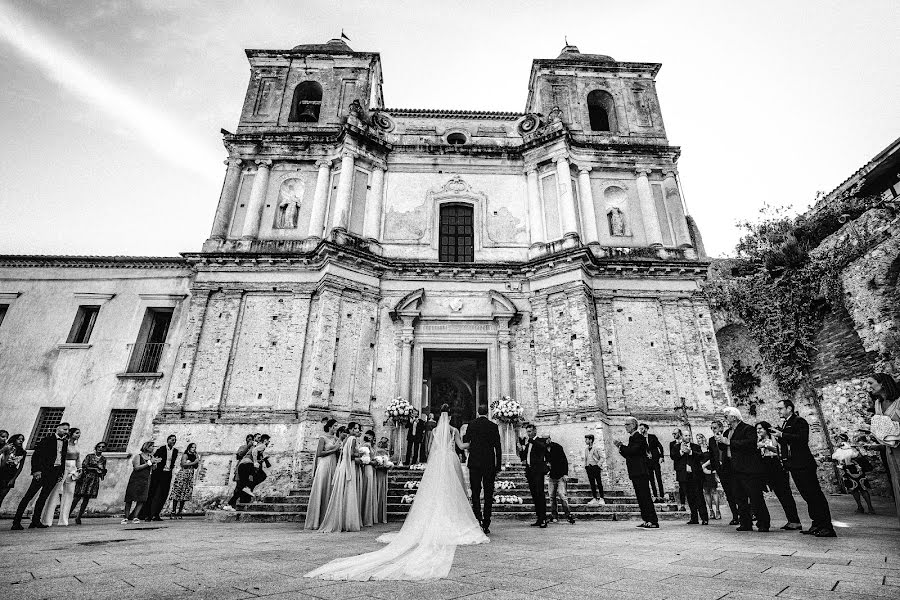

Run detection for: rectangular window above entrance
[[438, 204, 474, 262]]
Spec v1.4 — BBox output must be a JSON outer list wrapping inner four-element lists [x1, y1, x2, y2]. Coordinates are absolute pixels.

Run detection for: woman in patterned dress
[[70, 442, 108, 524], [170, 443, 200, 518]]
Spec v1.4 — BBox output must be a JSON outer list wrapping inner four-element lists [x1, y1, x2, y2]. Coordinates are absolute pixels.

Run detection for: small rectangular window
[[103, 409, 138, 452], [66, 305, 100, 344], [29, 407, 66, 450], [0, 304, 8, 328], [126, 308, 173, 373]]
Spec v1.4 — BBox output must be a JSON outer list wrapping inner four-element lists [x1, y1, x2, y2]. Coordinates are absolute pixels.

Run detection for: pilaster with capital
[[307, 159, 332, 239], [497, 317, 512, 398], [635, 167, 663, 247], [663, 170, 692, 248], [329, 151, 356, 233], [210, 159, 243, 239], [363, 163, 386, 240], [525, 167, 545, 246], [397, 317, 415, 402], [555, 155, 579, 238], [577, 166, 599, 244], [240, 159, 272, 239]]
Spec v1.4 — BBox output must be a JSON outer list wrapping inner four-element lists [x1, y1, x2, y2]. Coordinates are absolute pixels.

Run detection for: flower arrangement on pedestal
[[386, 397, 413, 424], [490, 396, 524, 424]]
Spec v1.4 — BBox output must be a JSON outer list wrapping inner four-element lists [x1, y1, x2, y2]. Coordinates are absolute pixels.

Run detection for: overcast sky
[[1, 0, 898, 258]]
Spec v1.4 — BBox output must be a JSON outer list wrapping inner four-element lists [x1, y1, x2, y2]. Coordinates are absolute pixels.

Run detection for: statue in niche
[[607, 207, 628, 237], [274, 178, 304, 229]]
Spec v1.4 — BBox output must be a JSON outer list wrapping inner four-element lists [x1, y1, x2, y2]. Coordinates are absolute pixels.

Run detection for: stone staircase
[[207, 464, 689, 523]]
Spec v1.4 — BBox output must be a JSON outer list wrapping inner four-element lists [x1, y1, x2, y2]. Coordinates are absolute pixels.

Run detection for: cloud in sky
[[0, 0, 221, 182]]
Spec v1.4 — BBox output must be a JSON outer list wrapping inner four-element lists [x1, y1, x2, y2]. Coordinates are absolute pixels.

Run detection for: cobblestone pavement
[[1, 495, 898, 600]]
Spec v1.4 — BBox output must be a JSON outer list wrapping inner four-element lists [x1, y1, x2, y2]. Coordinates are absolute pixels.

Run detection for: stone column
[[526, 167, 545, 246], [498, 319, 511, 398], [209, 158, 243, 239], [363, 163, 385, 240], [329, 150, 356, 233], [664, 170, 692, 247], [577, 166, 599, 245], [307, 159, 332, 239], [240, 159, 272, 239], [555, 155, 578, 238], [398, 317, 415, 401], [635, 167, 663, 247]]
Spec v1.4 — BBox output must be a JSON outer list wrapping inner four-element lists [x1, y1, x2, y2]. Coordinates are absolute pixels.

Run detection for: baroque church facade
[[0, 39, 730, 511]]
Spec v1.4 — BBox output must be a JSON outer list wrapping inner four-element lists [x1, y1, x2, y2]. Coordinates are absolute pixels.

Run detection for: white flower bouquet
[[401, 494, 415, 504], [403, 480, 420, 490], [409, 463, 427, 471], [495, 480, 514, 491], [490, 396, 524, 424], [373, 455, 394, 469], [493, 494, 522, 505], [386, 397, 413, 425]]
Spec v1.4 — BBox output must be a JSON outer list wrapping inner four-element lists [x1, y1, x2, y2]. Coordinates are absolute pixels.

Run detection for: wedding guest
[[11, 422, 69, 530], [519, 423, 549, 528], [42, 427, 81, 526], [833, 433, 875, 514], [719, 407, 770, 532], [423, 411, 438, 459], [545, 434, 575, 524], [673, 429, 708, 525], [640, 423, 665, 502], [373, 436, 391, 524], [305, 419, 341, 530], [251, 434, 271, 492], [226, 435, 269, 509], [405, 409, 425, 465], [773, 399, 836, 537], [616, 416, 658, 528], [123, 441, 158, 524], [756, 421, 802, 531], [358, 430, 377, 527], [697, 433, 721, 520], [583, 434, 605, 505], [669, 429, 689, 511], [143, 434, 178, 521], [865, 372, 900, 527], [0, 433, 26, 510], [70, 441, 108, 524], [712, 420, 740, 525], [319, 422, 362, 533], [169, 443, 200, 518], [0, 430, 7, 447]]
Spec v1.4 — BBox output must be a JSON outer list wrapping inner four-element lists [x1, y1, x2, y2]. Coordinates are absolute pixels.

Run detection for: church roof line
[[0, 255, 190, 269], [381, 108, 524, 120]]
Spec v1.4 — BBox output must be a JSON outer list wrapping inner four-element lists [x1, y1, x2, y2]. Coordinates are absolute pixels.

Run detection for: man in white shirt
[[583, 434, 606, 505], [145, 434, 179, 521]]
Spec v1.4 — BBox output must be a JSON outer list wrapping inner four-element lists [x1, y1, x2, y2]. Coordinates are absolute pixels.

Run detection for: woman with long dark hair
[[71, 441, 108, 524], [170, 443, 200, 518], [304, 419, 341, 530], [42, 427, 81, 526], [866, 372, 900, 526]]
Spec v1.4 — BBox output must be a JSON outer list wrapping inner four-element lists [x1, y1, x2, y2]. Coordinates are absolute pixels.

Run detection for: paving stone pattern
[[2, 495, 898, 600]]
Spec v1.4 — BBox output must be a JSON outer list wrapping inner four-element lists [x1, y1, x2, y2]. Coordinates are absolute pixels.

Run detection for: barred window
[[104, 410, 138, 452], [438, 204, 474, 263], [29, 407, 66, 450]]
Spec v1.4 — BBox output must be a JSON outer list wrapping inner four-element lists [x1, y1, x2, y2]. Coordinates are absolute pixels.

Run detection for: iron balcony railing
[[125, 342, 169, 374]]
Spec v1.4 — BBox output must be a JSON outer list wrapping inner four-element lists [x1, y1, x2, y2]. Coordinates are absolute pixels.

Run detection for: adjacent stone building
[[0, 39, 729, 513]]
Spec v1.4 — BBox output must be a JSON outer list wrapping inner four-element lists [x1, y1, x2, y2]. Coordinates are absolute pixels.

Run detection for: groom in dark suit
[[519, 423, 550, 528], [463, 405, 502, 534]]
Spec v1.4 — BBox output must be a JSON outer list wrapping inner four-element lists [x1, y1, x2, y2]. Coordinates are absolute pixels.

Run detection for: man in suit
[[672, 431, 709, 524], [669, 428, 689, 510], [518, 423, 549, 528], [145, 434, 179, 521], [545, 434, 575, 524], [711, 420, 739, 525], [11, 422, 70, 530], [405, 409, 425, 465], [718, 406, 770, 532], [640, 423, 665, 501], [773, 399, 836, 537], [463, 404, 502, 534], [616, 416, 659, 528]]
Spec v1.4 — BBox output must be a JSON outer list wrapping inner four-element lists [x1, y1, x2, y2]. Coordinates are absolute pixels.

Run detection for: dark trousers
[[228, 462, 256, 507], [648, 462, 664, 498], [405, 439, 423, 464], [0, 481, 15, 509], [525, 467, 547, 523], [148, 470, 173, 519], [788, 468, 833, 531], [468, 466, 495, 527], [13, 467, 62, 525], [686, 476, 709, 522], [734, 473, 770, 529], [677, 480, 687, 506], [718, 468, 739, 521], [631, 475, 658, 524], [585, 464, 604, 499], [764, 463, 801, 524]]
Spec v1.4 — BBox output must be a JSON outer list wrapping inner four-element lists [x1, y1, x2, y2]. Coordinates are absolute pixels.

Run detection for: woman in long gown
[[318, 424, 362, 533], [373, 436, 391, 524], [358, 431, 378, 527], [304, 419, 341, 530], [42, 427, 81, 526], [305, 405, 488, 581], [866, 373, 900, 527]]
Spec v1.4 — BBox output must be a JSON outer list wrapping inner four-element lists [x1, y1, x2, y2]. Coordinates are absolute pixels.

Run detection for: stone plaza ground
[[1, 495, 898, 600]]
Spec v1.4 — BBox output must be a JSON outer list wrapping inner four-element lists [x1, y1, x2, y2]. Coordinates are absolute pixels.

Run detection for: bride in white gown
[[305, 407, 489, 581]]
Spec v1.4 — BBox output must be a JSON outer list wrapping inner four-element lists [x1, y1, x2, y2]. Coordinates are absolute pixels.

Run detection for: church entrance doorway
[[421, 350, 488, 428]]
